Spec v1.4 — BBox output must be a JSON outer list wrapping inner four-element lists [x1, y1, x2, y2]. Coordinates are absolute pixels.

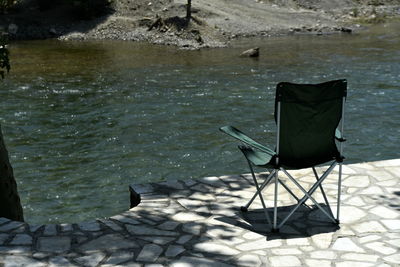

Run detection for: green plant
[[0, 31, 10, 79]]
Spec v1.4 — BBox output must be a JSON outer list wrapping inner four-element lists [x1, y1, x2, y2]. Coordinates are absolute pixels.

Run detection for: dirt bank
[[1, 0, 400, 48]]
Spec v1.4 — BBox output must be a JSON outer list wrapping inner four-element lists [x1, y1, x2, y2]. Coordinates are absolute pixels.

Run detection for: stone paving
[[1, 159, 400, 266]]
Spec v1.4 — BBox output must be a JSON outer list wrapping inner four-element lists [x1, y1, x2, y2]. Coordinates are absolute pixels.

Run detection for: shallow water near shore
[[1, 22, 399, 224]]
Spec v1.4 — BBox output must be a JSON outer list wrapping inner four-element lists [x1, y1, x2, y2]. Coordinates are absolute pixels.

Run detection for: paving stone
[[339, 206, 367, 223], [78, 234, 139, 252], [136, 244, 163, 262], [37, 236, 71, 253], [346, 196, 366, 207], [311, 232, 334, 249], [359, 186, 384, 195], [78, 221, 101, 232], [383, 254, 400, 264], [359, 235, 381, 243], [373, 159, 400, 167], [171, 212, 206, 222], [0, 221, 25, 232], [3, 255, 46, 267], [170, 256, 233, 267], [165, 245, 185, 257], [269, 255, 301, 266], [332, 237, 364, 252], [381, 219, 400, 230], [10, 234, 32, 245], [237, 238, 282, 251], [32, 252, 49, 259], [304, 259, 331, 267], [59, 224, 73, 232], [133, 184, 154, 194], [182, 222, 203, 235], [157, 221, 180, 231], [286, 237, 309, 246], [48, 256, 74, 267], [110, 215, 141, 225], [271, 248, 302, 255], [310, 250, 336, 260], [352, 221, 386, 234], [29, 225, 43, 233], [176, 234, 192, 245], [103, 251, 135, 265], [364, 241, 397, 255], [194, 241, 240, 256], [237, 254, 262, 267], [336, 262, 375, 267], [342, 176, 370, 188], [0, 233, 9, 245], [98, 219, 124, 231], [75, 252, 105, 267], [138, 236, 176, 245], [0, 246, 31, 254], [341, 253, 379, 262], [43, 224, 57, 236], [376, 179, 398, 186], [384, 238, 400, 247], [370, 206, 399, 219], [0, 217, 10, 225], [242, 231, 265, 240], [126, 225, 179, 236]]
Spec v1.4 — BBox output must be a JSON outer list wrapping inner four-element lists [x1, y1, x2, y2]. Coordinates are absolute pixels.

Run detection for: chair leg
[[241, 170, 275, 212], [280, 165, 338, 226], [272, 170, 279, 232], [336, 163, 342, 224], [312, 167, 335, 219], [246, 160, 272, 225]]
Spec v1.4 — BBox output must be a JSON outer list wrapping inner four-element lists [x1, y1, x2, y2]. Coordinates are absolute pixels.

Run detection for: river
[[1, 22, 399, 224]]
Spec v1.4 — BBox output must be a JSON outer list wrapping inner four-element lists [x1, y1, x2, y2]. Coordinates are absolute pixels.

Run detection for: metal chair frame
[[240, 96, 346, 232]]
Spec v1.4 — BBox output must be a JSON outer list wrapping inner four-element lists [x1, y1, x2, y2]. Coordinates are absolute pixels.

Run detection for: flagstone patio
[[0, 159, 399, 266]]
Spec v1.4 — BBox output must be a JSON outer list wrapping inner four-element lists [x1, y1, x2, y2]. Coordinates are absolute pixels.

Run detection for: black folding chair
[[220, 79, 347, 232]]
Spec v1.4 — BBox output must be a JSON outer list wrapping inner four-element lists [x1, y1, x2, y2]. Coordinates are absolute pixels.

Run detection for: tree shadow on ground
[[124, 175, 341, 265], [377, 190, 400, 211]]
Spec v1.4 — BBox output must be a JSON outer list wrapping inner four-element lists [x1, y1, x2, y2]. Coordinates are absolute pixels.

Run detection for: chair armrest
[[335, 129, 346, 142], [219, 125, 276, 156]]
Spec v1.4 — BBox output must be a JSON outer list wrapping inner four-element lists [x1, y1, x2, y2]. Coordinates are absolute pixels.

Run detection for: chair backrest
[[275, 79, 347, 169]]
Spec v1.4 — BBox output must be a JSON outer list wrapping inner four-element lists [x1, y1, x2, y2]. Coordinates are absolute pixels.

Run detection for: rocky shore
[[1, 0, 400, 49]]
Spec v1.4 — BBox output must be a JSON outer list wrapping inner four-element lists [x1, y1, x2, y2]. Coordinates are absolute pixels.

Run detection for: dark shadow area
[[215, 203, 340, 241], [0, 0, 115, 40], [124, 175, 342, 265]]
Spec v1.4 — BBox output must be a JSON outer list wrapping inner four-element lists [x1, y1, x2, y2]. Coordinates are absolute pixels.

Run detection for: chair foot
[[240, 206, 248, 212], [271, 228, 280, 233]]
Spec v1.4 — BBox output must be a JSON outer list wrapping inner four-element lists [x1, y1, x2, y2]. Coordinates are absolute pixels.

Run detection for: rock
[[240, 47, 259, 57], [340, 27, 352, 33]]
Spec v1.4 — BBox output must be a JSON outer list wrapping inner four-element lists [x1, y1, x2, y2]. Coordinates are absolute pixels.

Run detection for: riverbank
[[0, 158, 399, 266], [1, 0, 400, 49]]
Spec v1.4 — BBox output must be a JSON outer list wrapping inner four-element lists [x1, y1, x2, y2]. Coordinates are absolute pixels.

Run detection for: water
[[1, 22, 399, 224]]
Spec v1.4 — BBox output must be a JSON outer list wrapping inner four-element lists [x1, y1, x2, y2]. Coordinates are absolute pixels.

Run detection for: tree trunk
[[0, 124, 24, 221], [186, 0, 191, 20]]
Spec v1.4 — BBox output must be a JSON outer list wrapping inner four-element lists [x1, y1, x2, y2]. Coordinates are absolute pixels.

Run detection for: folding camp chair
[[220, 79, 347, 232]]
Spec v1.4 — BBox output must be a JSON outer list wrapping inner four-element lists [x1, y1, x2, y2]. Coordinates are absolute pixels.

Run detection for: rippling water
[[1, 22, 399, 224]]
